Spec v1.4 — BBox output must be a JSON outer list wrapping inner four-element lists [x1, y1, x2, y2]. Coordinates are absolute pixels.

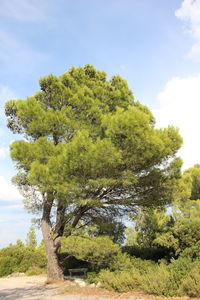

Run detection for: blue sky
[[1, 0, 200, 247]]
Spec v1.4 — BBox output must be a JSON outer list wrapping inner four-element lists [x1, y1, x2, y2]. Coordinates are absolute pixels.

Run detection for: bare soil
[[0, 275, 198, 300]]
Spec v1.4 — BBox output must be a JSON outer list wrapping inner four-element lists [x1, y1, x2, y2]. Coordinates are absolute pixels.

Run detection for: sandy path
[[0, 276, 58, 300], [0, 276, 143, 300]]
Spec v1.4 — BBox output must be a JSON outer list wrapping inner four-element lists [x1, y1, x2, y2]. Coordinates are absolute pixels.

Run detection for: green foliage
[[86, 217, 125, 245], [0, 257, 18, 277], [173, 219, 200, 255], [138, 257, 200, 297], [180, 262, 200, 297], [86, 272, 100, 284], [130, 257, 155, 274], [126, 207, 171, 248], [97, 254, 200, 297], [180, 241, 200, 260], [99, 268, 142, 293], [141, 264, 171, 296], [26, 266, 46, 276], [111, 252, 133, 271], [122, 245, 168, 261], [61, 235, 121, 269], [185, 164, 200, 200], [0, 241, 47, 276], [167, 257, 194, 296], [26, 225, 37, 248], [137, 165, 200, 261]]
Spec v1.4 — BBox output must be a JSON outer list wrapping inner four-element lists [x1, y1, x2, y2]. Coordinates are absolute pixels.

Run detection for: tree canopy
[[5, 64, 183, 278]]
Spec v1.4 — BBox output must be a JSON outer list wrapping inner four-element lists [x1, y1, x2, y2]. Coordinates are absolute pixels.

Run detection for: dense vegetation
[[2, 65, 200, 297], [1, 167, 200, 297], [0, 227, 46, 277]]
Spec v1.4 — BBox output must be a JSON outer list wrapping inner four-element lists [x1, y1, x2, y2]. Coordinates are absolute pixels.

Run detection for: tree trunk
[[41, 195, 64, 280]]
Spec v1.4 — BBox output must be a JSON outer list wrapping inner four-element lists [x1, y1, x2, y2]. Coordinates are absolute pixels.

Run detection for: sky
[[1, 0, 200, 247]]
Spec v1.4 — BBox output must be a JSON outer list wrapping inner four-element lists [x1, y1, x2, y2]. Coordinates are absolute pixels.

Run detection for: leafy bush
[[111, 252, 133, 271], [0, 257, 18, 277], [0, 242, 47, 275], [99, 268, 142, 293], [174, 220, 200, 250], [167, 257, 193, 295], [131, 257, 155, 275], [86, 272, 99, 284], [180, 241, 200, 260], [26, 266, 46, 276], [180, 262, 200, 297], [16, 248, 47, 272], [141, 264, 171, 296]]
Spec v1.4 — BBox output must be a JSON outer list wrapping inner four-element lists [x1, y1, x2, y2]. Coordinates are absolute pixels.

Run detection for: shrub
[[99, 268, 142, 293], [111, 252, 133, 271], [131, 257, 155, 275], [141, 264, 171, 296], [167, 257, 193, 295], [180, 262, 200, 297], [180, 241, 200, 260], [26, 266, 46, 276], [86, 272, 99, 284], [0, 256, 18, 277], [0, 242, 47, 274], [17, 248, 47, 272]]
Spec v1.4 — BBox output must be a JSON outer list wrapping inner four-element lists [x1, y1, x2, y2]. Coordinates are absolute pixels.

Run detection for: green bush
[[167, 257, 193, 295], [0, 257, 18, 277], [111, 252, 133, 271], [17, 248, 47, 272], [99, 268, 142, 293], [131, 257, 155, 275], [86, 272, 99, 284], [0, 242, 47, 275], [26, 266, 46, 276], [180, 241, 200, 260], [180, 262, 200, 297], [141, 264, 171, 296]]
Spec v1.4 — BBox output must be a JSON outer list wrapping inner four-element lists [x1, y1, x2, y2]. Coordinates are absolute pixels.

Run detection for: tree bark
[[41, 194, 64, 280]]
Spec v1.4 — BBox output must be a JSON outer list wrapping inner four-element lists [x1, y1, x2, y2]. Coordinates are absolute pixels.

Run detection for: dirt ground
[[0, 275, 197, 300]]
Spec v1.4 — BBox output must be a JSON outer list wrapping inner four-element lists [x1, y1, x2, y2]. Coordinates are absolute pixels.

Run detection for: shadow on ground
[[0, 284, 57, 300]]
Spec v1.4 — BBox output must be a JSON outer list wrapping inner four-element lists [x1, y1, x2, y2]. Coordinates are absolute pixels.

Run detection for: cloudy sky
[[0, 0, 200, 247]]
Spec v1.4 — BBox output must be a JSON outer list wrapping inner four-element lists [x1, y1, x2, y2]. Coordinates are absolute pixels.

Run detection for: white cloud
[[153, 74, 200, 170], [0, 176, 22, 204], [175, 0, 200, 60], [0, 0, 46, 22]]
